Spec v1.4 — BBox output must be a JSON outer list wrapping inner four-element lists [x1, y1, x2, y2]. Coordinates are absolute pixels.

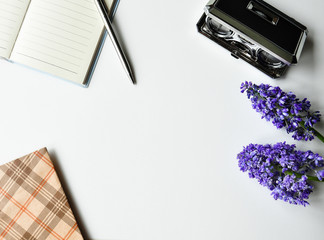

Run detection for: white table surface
[[1, 0, 324, 239]]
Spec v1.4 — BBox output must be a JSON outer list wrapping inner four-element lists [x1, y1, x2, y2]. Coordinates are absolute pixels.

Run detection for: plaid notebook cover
[[0, 148, 83, 240]]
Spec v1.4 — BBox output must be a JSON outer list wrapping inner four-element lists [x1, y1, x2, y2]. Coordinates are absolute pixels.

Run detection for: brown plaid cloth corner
[[0, 148, 83, 240]]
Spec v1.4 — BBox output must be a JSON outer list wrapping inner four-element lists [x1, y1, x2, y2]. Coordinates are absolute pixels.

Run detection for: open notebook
[[0, 0, 117, 87]]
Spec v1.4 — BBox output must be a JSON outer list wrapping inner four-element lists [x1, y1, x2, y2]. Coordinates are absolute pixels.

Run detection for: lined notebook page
[[0, 0, 30, 59], [10, 0, 112, 85]]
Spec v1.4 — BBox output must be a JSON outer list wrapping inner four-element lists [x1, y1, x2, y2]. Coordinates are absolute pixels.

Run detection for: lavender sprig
[[241, 81, 323, 142], [237, 142, 324, 206]]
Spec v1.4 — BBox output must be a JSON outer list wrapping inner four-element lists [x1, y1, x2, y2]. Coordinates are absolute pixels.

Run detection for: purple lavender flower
[[237, 142, 324, 206], [316, 170, 324, 181], [241, 81, 322, 141]]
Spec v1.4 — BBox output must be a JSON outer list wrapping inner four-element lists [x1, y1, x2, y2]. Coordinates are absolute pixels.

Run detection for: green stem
[[274, 166, 323, 182], [311, 127, 324, 144], [284, 170, 322, 182]]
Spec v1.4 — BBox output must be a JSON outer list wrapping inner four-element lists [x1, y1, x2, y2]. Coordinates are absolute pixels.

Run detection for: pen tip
[[129, 72, 136, 85]]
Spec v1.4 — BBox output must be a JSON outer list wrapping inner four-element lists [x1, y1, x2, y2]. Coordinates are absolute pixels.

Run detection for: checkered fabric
[[0, 148, 83, 240]]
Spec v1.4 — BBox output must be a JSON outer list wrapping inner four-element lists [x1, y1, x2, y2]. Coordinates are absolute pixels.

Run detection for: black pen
[[94, 0, 136, 84]]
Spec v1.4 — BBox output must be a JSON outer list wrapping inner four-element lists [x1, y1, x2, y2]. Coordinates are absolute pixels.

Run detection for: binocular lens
[[258, 50, 285, 69], [206, 18, 233, 38]]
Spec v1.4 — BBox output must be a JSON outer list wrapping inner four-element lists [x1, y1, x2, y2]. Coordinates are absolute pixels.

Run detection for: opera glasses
[[197, 0, 308, 78]]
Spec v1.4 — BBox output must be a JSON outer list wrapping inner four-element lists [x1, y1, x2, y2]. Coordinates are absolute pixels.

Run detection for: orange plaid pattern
[[0, 148, 83, 240]]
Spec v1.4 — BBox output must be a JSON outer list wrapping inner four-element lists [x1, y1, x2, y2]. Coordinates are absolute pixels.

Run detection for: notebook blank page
[[0, 0, 31, 58], [10, 0, 105, 84]]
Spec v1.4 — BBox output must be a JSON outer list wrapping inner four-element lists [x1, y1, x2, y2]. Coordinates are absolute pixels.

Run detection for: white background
[[1, 0, 324, 239]]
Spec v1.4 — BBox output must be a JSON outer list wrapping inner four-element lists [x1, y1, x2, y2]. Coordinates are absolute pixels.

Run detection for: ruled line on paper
[[0, 15, 16, 23], [0, 23, 14, 29], [0, 0, 23, 8], [31, 12, 92, 33], [28, 18, 91, 40], [31, 5, 95, 27], [0, 30, 12, 36], [0, 38, 9, 42], [17, 45, 80, 67], [0, 8, 20, 16], [23, 38, 83, 60], [26, 25, 88, 47], [15, 52, 78, 74], [23, 32, 86, 53], [48, 0, 98, 13], [37, 0, 98, 20], [62, 0, 97, 12]]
